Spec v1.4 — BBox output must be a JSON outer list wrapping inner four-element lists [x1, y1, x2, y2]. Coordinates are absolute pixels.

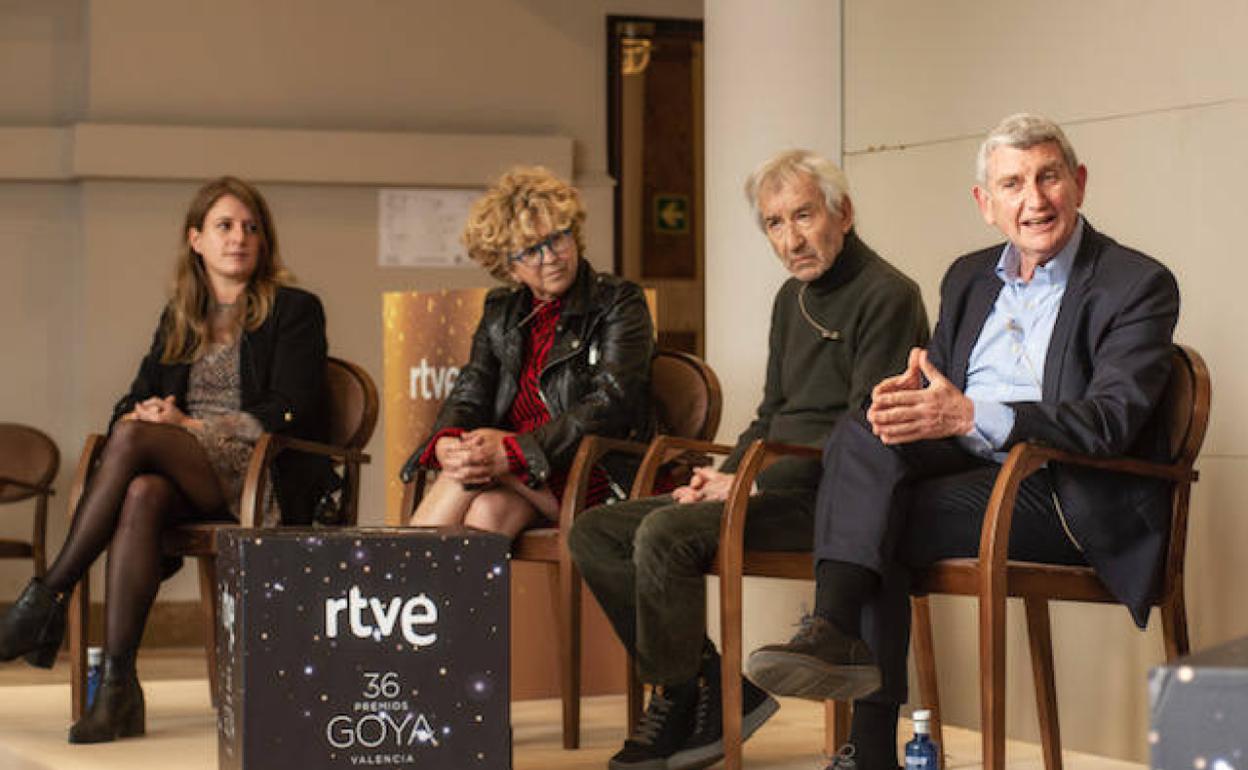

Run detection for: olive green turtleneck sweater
[[721, 231, 930, 479]]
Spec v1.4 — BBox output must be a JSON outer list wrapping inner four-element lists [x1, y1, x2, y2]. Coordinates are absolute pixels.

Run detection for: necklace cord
[[798, 283, 841, 341]]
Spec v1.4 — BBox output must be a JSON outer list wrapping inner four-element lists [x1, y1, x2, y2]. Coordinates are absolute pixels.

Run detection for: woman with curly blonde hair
[[401, 166, 654, 537], [0, 177, 332, 743]]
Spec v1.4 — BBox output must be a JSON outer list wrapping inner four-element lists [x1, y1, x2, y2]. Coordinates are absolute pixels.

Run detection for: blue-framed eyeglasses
[[509, 229, 574, 267]]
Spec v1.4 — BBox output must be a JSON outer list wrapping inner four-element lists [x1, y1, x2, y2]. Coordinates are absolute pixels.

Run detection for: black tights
[[43, 420, 231, 657]]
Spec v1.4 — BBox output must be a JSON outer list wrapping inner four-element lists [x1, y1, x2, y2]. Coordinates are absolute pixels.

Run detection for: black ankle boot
[[0, 578, 66, 668], [68, 655, 146, 744]]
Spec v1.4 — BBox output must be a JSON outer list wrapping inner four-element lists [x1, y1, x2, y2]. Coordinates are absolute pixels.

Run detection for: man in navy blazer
[[746, 113, 1181, 770]]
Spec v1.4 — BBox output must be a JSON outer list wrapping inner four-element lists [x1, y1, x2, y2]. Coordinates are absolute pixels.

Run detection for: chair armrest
[[972, 443, 1050, 583], [0, 476, 55, 496], [631, 436, 735, 498], [974, 440, 1196, 584], [555, 435, 652, 533], [238, 434, 277, 527], [267, 435, 372, 466], [1008, 443, 1196, 483], [67, 435, 107, 524], [718, 441, 821, 566], [239, 433, 373, 527]]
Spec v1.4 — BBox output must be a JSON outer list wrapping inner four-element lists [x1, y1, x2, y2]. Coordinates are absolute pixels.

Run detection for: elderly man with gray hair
[[747, 114, 1181, 770], [569, 149, 928, 770]]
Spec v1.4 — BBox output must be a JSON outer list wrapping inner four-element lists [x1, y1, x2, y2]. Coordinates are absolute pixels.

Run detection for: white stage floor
[[0, 677, 1144, 770]]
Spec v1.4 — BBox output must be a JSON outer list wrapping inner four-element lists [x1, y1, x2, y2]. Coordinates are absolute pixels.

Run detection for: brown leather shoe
[[746, 615, 881, 701]]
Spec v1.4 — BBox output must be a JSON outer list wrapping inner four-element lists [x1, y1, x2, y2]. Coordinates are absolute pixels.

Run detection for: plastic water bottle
[[85, 647, 103, 708], [905, 709, 940, 770]]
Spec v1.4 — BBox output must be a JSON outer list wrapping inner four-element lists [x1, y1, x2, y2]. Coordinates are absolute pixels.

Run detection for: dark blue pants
[[814, 412, 1085, 705]]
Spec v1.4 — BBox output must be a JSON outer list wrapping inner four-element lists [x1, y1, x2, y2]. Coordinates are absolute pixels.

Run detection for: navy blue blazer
[[928, 222, 1181, 626]]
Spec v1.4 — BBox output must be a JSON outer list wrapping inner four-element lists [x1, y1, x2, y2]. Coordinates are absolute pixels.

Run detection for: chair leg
[[1160, 593, 1191, 662], [979, 588, 1008, 770], [911, 597, 945, 749], [1024, 598, 1062, 770], [556, 557, 583, 749], [824, 700, 850, 755], [68, 578, 90, 721], [720, 568, 745, 770], [626, 656, 644, 736], [33, 494, 49, 578], [196, 557, 220, 708]]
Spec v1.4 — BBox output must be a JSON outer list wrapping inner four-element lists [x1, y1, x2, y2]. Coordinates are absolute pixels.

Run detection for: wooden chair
[[626, 436, 850, 770], [398, 348, 723, 749], [67, 356, 379, 718], [0, 423, 61, 578], [910, 344, 1211, 770]]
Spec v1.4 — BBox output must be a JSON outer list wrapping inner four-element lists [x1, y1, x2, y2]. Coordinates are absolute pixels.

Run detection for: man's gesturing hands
[[867, 348, 975, 445]]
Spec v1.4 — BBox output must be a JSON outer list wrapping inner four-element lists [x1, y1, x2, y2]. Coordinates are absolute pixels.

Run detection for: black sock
[[814, 559, 879, 638], [849, 700, 900, 770]]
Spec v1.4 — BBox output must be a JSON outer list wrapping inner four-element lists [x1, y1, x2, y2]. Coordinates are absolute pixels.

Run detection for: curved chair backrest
[[1162, 345, 1211, 467], [326, 357, 380, 450], [0, 423, 60, 504], [651, 348, 723, 441]]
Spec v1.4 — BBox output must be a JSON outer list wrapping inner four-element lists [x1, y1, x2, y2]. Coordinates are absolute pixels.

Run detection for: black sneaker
[[666, 652, 780, 770], [607, 680, 698, 770], [746, 615, 881, 701]]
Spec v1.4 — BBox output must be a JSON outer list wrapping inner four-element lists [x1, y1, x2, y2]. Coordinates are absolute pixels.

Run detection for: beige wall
[[0, 0, 702, 601], [702, 0, 846, 745], [704, 0, 1248, 762]]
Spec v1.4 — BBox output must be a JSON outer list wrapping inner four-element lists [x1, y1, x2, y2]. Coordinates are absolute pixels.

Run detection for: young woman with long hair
[[0, 177, 331, 743]]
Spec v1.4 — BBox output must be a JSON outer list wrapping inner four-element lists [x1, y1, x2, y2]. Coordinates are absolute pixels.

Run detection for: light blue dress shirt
[[958, 218, 1085, 460]]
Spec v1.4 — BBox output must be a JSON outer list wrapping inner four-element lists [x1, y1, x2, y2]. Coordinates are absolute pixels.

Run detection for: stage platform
[[0, 652, 1144, 770]]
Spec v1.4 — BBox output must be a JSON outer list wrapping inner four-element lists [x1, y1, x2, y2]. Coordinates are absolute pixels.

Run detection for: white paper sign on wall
[[378, 188, 481, 268]]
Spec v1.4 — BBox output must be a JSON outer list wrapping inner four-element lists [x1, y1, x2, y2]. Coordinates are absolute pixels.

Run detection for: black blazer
[[928, 222, 1180, 626], [111, 285, 333, 524]]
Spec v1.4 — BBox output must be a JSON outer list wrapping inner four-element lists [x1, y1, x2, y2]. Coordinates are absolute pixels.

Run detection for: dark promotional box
[[1150, 635, 1248, 769], [215, 527, 511, 770]]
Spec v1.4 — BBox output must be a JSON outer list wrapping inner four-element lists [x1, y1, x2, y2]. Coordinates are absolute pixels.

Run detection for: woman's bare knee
[[464, 491, 537, 538], [410, 474, 479, 527]]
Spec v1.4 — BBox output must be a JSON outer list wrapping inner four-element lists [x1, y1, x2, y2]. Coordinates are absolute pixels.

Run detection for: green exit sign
[[653, 193, 690, 235]]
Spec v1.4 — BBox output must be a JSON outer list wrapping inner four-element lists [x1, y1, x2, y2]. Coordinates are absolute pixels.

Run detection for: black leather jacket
[[402, 261, 655, 493]]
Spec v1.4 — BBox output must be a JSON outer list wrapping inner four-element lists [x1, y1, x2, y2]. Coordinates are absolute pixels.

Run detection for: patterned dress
[[184, 339, 278, 525]]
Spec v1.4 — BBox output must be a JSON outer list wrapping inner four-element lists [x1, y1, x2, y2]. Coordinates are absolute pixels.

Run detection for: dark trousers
[[816, 413, 1086, 704], [569, 457, 820, 685]]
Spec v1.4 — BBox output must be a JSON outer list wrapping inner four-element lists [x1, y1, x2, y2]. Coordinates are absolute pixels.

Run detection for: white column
[[704, 0, 843, 439], [702, 0, 844, 654]]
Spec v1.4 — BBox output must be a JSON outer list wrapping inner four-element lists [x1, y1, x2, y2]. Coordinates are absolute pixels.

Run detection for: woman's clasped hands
[[125, 395, 198, 428], [433, 428, 514, 485]]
